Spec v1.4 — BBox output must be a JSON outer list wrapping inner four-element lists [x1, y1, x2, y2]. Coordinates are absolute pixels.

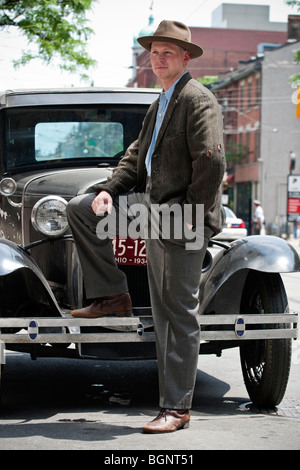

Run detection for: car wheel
[[239, 271, 292, 408]]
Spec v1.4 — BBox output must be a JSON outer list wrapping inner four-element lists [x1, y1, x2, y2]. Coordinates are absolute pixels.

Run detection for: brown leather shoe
[[142, 409, 190, 433], [71, 292, 132, 318]]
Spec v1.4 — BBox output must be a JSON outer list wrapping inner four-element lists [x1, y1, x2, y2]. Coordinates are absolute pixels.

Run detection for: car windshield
[[3, 104, 148, 172], [224, 207, 236, 218]]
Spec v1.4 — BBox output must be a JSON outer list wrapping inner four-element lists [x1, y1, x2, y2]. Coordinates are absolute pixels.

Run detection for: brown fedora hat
[[137, 20, 203, 59]]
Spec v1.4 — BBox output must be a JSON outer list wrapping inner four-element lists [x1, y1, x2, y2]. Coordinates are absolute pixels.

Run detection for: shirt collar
[[163, 72, 188, 102]]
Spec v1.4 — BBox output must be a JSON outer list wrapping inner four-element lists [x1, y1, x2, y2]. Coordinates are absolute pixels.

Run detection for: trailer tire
[[239, 271, 292, 408]]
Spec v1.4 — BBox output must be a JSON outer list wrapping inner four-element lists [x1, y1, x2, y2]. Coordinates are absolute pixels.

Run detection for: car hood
[[15, 167, 114, 199]]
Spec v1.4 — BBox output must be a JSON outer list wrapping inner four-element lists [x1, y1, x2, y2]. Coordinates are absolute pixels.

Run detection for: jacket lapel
[[153, 73, 192, 151]]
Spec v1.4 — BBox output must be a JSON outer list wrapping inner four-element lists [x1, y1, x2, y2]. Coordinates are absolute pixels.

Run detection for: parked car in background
[[214, 206, 247, 241]]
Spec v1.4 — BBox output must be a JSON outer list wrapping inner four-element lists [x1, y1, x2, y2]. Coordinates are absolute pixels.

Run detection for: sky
[[0, 0, 298, 90]]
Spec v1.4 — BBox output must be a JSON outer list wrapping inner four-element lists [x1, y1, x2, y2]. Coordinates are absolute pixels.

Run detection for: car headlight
[[0, 177, 17, 196], [31, 196, 69, 237]]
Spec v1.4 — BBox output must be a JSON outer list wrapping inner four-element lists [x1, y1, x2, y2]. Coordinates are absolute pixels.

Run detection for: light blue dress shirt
[[145, 73, 187, 175]]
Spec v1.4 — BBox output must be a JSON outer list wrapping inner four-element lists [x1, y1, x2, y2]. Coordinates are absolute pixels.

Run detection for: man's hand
[[91, 191, 113, 215]]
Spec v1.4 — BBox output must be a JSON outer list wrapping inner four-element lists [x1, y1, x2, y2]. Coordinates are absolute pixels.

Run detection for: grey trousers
[[67, 191, 212, 409]]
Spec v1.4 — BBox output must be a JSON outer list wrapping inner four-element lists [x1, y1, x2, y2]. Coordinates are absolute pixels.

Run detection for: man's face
[[150, 41, 190, 87]]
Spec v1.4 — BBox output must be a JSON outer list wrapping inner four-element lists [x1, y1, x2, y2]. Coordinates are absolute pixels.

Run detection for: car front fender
[[200, 235, 300, 314], [0, 239, 61, 317]]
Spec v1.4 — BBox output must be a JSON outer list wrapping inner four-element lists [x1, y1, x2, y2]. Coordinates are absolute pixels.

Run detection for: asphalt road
[[0, 241, 299, 452]]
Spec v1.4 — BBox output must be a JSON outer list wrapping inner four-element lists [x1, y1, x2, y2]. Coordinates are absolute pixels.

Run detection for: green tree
[[197, 76, 219, 86], [0, 0, 97, 81], [286, 0, 300, 84], [225, 139, 247, 165]]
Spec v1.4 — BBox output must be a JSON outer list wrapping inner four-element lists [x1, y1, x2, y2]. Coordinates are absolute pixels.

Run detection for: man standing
[[67, 20, 226, 433], [252, 200, 264, 235]]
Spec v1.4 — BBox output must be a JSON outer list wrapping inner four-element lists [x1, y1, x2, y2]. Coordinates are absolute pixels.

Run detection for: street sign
[[288, 174, 300, 221], [288, 198, 300, 214]]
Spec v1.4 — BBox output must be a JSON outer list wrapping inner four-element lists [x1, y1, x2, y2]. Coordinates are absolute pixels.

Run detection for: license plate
[[112, 237, 147, 266]]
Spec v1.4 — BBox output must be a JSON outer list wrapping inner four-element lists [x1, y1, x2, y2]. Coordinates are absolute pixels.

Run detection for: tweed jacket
[[93, 73, 226, 235]]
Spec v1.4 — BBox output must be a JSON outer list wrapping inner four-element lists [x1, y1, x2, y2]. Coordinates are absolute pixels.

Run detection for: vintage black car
[[0, 88, 298, 409]]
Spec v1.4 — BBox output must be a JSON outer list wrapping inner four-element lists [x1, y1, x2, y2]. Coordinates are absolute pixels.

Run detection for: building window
[[247, 78, 252, 110], [254, 129, 260, 161], [246, 131, 250, 163], [255, 73, 261, 106], [239, 82, 245, 112]]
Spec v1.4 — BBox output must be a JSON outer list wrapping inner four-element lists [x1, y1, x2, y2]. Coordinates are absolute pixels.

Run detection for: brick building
[[212, 38, 300, 235], [129, 27, 287, 88], [128, 4, 288, 88], [212, 60, 262, 230]]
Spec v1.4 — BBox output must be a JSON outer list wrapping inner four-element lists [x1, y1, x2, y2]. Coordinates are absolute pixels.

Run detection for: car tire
[[239, 271, 292, 408]]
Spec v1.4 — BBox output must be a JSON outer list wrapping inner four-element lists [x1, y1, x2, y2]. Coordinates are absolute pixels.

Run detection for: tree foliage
[[0, 0, 97, 80], [225, 139, 247, 165]]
